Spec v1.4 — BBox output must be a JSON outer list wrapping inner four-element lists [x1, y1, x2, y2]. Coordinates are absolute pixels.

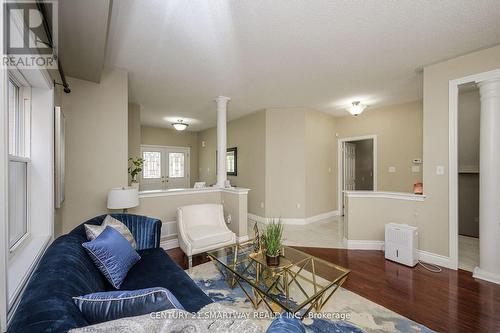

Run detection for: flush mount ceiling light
[[172, 119, 188, 131], [347, 101, 367, 116]]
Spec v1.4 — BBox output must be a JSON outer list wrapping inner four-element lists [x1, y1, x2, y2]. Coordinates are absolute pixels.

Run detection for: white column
[[474, 78, 500, 284], [215, 96, 230, 188]]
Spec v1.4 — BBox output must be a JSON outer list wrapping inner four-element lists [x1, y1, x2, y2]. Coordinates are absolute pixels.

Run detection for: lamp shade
[[107, 187, 139, 210]]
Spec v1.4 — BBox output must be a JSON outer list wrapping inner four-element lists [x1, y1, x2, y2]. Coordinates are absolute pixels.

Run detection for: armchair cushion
[[177, 204, 237, 257], [187, 225, 233, 249]]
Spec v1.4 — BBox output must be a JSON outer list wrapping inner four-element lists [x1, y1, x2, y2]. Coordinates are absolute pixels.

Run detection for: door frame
[[140, 144, 191, 190], [448, 68, 500, 270], [337, 135, 378, 215]]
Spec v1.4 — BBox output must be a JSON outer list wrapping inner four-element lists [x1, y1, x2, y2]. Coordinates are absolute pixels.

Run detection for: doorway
[[449, 68, 500, 277], [457, 82, 480, 272], [338, 135, 377, 215], [140, 145, 190, 190]]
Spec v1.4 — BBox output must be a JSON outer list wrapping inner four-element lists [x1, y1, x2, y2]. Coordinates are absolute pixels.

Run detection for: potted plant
[[262, 218, 283, 266], [128, 157, 144, 188]]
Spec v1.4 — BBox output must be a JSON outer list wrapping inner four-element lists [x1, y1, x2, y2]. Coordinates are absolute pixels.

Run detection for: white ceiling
[[105, 0, 500, 131]]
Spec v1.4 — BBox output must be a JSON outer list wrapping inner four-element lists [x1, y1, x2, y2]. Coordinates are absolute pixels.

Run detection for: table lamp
[[107, 186, 139, 213]]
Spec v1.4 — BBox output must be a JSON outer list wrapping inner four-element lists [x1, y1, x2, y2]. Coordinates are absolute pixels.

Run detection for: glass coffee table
[[207, 243, 350, 319]]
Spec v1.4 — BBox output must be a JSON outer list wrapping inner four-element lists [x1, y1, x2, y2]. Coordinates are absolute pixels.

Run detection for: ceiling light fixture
[[347, 101, 367, 116], [172, 119, 188, 131]]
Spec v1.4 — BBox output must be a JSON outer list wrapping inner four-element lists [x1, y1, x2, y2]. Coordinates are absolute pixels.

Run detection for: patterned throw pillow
[[73, 287, 184, 324], [85, 215, 137, 249], [82, 226, 141, 289]]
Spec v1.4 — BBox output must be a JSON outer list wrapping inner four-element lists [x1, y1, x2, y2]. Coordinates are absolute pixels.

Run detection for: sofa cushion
[[83, 227, 141, 289], [71, 214, 161, 251], [73, 287, 184, 324], [120, 248, 213, 312], [85, 215, 137, 249], [7, 233, 108, 333], [187, 225, 233, 249]]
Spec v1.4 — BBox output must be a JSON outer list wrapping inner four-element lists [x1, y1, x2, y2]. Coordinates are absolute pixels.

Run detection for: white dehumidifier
[[384, 223, 418, 267]]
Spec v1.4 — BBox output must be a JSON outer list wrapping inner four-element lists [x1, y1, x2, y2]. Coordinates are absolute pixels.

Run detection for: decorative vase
[[266, 253, 280, 266], [130, 181, 140, 189]]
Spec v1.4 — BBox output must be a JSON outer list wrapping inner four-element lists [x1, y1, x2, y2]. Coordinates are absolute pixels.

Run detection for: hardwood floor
[[167, 247, 500, 333]]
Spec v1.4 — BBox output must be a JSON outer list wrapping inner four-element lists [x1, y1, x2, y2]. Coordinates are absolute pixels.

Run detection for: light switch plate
[[412, 166, 420, 173], [388, 166, 396, 173], [436, 166, 445, 175]]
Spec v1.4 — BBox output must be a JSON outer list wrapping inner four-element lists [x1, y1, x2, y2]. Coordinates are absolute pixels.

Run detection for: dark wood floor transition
[[167, 247, 500, 333]]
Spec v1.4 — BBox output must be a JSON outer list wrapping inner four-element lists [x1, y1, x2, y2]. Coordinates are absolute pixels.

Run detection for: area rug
[[187, 261, 435, 333]]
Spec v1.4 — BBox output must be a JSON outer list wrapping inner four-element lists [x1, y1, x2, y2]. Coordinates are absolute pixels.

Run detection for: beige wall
[[346, 196, 423, 241], [422, 44, 500, 256], [221, 191, 249, 237], [265, 108, 307, 218], [198, 111, 266, 216], [197, 127, 217, 185], [336, 101, 423, 193], [128, 104, 141, 161], [56, 69, 128, 235], [141, 126, 199, 187], [132, 192, 221, 225], [199, 108, 337, 219], [305, 110, 337, 217]]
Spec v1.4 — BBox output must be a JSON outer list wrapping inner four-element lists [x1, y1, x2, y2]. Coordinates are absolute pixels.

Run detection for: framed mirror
[[216, 147, 238, 176], [226, 147, 237, 176]]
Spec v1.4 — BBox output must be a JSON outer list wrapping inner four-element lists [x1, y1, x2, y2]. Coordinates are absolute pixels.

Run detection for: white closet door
[[344, 143, 356, 191]]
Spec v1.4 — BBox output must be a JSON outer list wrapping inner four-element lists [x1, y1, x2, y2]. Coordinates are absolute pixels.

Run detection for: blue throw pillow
[[82, 226, 140, 289], [73, 287, 184, 324]]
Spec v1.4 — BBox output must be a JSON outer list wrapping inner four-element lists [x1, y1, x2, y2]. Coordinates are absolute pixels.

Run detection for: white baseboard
[[248, 213, 267, 224], [473, 267, 500, 285], [248, 210, 339, 225], [417, 249, 454, 269], [160, 238, 179, 250], [346, 240, 384, 250], [346, 240, 455, 270]]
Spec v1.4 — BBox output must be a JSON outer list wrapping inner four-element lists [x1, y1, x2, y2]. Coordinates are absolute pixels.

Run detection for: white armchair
[[177, 203, 236, 268]]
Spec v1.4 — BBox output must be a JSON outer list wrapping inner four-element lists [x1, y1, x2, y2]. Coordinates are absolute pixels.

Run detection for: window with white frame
[[168, 152, 185, 178], [142, 151, 161, 179], [7, 77, 30, 250]]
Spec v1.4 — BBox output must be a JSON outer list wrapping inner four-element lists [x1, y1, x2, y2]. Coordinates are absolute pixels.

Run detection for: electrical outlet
[[436, 166, 445, 175], [260, 202, 264, 209], [412, 166, 420, 173], [388, 166, 396, 173], [296, 203, 301, 209]]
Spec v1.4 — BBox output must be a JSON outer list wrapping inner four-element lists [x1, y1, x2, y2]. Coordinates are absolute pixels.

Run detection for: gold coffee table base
[[208, 245, 350, 320]]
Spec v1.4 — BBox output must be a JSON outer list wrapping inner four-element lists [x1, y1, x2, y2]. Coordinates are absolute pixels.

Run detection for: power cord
[[418, 260, 442, 273]]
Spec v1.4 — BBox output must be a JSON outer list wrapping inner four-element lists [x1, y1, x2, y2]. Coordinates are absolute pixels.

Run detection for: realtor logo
[[3, 0, 58, 69]]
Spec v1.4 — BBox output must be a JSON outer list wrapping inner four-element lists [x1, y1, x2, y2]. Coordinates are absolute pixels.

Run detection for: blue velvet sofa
[[8, 214, 213, 333]]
